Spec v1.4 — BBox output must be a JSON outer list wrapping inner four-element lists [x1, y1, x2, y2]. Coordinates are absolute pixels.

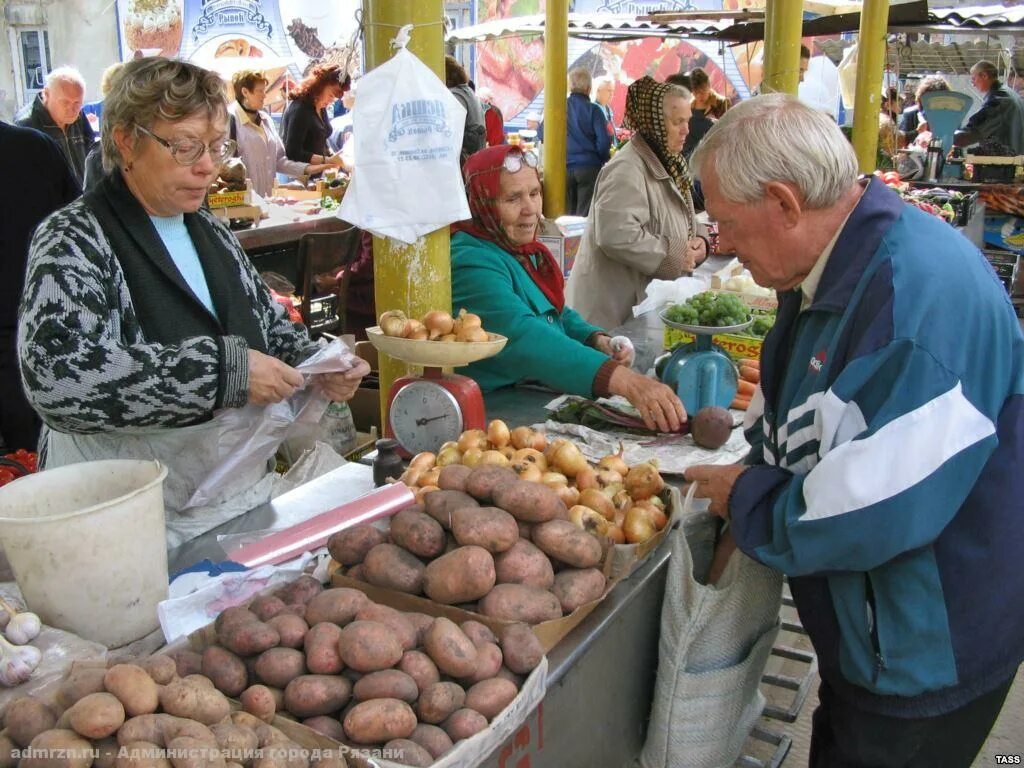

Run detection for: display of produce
[[0, 450, 38, 488], [663, 291, 751, 328], [0, 598, 42, 686], [378, 309, 489, 343], [731, 358, 760, 411]]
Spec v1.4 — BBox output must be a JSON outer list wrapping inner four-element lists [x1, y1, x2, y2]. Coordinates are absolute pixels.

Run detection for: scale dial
[[388, 380, 465, 455]]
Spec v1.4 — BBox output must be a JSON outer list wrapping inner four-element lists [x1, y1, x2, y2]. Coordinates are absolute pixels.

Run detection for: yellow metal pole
[[851, 0, 891, 173], [762, 0, 803, 95], [543, 0, 568, 218], [363, 0, 451, 426]]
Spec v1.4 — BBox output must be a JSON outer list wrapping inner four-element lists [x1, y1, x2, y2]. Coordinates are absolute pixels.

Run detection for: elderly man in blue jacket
[[685, 94, 1024, 768]]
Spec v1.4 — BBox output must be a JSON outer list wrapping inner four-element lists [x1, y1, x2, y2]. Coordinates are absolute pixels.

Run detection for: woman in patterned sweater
[[18, 57, 369, 547]]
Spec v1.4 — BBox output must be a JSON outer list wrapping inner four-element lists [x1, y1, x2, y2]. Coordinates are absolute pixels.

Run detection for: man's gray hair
[[971, 60, 998, 80], [690, 93, 857, 209], [101, 56, 227, 172], [569, 67, 593, 95], [664, 83, 691, 104], [45, 66, 86, 91]]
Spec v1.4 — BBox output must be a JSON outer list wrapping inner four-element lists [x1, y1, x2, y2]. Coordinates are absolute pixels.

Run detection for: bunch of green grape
[[664, 291, 750, 327], [750, 315, 776, 337]]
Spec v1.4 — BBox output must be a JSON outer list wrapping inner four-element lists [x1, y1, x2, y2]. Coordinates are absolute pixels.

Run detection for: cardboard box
[[207, 181, 252, 208], [607, 486, 681, 580], [663, 327, 765, 362]]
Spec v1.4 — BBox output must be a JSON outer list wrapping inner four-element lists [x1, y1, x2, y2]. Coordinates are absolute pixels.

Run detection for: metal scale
[[657, 309, 750, 416]]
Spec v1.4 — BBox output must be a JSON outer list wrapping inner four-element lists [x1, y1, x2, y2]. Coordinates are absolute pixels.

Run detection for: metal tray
[[366, 326, 508, 367], [658, 308, 752, 335]]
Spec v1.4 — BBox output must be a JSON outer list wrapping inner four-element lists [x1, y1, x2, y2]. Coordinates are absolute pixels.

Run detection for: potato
[[353, 670, 418, 703], [279, 604, 307, 621], [165, 736, 226, 768], [113, 740, 171, 768], [422, 546, 496, 605], [415, 682, 465, 724], [493, 539, 555, 589], [303, 623, 345, 675], [327, 524, 388, 566], [200, 647, 249, 698], [4, 697, 57, 747], [117, 715, 171, 747], [408, 723, 454, 760], [266, 614, 309, 649], [182, 675, 215, 689], [531, 519, 603, 568], [551, 568, 607, 613], [0, 733, 15, 768], [442, 708, 488, 741], [354, 604, 417, 652], [464, 465, 517, 503], [479, 584, 562, 623], [465, 678, 518, 719], [422, 618, 478, 678], [253, 723, 289, 748], [343, 699, 416, 745], [301, 716, 346, 742], [461, 642, 503, 684], [159, 680, 231, 725], [494, 666, 525, 688], [460, 620, 497, 647], [383, 739, 433, 767], [249, 595, 287, 622], [405, 613, 435, 647], [338, 620, 404, 672], [163, 717, 217, 748], [167, 650, 203, 679], [499, 623, 543, 674], [273, 576, 324, 606], [304, 588, 369, 626], [282, 675, 352, 718], [240, 685, 276, 723], [103, 664, 159, 717], [516, 520, 533, 539], [218, 620, 281, 657], [57, 667, 108, 710], [423, 490, 479, 528], [92, 737, 119, 768], [21, 729, 93, 768], [139, 655, 178, 685], [254, 648, 307, 689], [214, 607, 259, 635], [362, 545, 426, 595], [493, 481, 565, 523], [228, 712, 265, 731], [389, 508, 446, 559], [211, 723, 259, 758], [345, 564, 365, 582], [397, 650, 439, 694], [436, 464, 472, 492], [450, 506, 519, 554], [66, 692, 125, 739]]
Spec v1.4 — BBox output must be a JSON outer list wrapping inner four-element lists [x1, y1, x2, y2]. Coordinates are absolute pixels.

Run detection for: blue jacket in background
[[566, 92, 612, 171], [730, 178, 1024, 718]]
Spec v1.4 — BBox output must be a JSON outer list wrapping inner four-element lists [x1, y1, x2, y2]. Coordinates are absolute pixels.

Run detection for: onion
[[439, 441, 458, 452], [418, 467, 441, 487], [510, 426, 534, 450], [500, 446, 516, 459], [380, 316, 407, 337], [575, 467, 600, 492], [415, 485, 440, 503], [529, 430, 548, 452], [555, 484, 580, 507], [512, 448, 547, 470], [515, 463, 543, 483], [613, 489, 633, 513], [399, 467, 423, 487], [457, 429, 488, 453], [409, 452, 436, 471], [578, 489, 616, 521], [550, 441, 589, 478], [634, 500, 668, 530], [624, 461, 665, 501], [439, 333, 458, 342], [379, 309, 406, 325], [404, 319, 429, 340], [455, 308, 483, 330], [481, 450, 510, 467], [568, 505, 609, 536], [544, 438, 569, 463], [436, 446, 463, 467], [606, 525, 626, 545], [613, 509, 626, 528], [457, 326, 488, 343], [595, 469, 623, 488], [603, 482, 625, 497], [487, 419, 511, 448], [461, 447, 484, 468], [421, 310, 454, 339], [623, 507, 657, 543], [541, 472, 568, 489], [597, 442, 629, 476]]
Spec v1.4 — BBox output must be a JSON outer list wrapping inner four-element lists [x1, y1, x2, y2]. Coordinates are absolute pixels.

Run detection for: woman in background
[[282, 64, 349, 167]]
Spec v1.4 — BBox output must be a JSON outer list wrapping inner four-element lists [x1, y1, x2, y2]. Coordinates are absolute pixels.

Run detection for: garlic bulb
[[4, 612, 41, 644], [0, 634, 41, 686]]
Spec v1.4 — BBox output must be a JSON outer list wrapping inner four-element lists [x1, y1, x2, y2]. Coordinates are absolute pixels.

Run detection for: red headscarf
[[452, 145, 565, 312]]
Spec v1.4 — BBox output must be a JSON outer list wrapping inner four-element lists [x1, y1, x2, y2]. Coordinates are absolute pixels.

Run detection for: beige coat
[[565, 136, 703, 330]]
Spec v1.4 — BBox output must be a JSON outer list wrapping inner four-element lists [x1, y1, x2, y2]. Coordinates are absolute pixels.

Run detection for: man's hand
[[684, 464, 747, 518], [248, 350, 304, 405], [608, 366, 686, 433], [315, 358, 371, 402]]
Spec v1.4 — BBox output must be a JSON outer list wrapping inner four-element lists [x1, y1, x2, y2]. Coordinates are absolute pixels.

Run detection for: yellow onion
[[515, 463, 543, 483], [613, 489, 633, 513], [398, 467, 423, 487], [544, 438, 569, 463], [568, 505, 609, 536], [436, 446, 463, 467], [623, 507, 657, 543], [461, 447, 484, 468], [510, 426, 534, 450], [633, 500, 668, 530], [457, 429, 488, 453], [597, 441, 629, 476], [457, 326, 488, 343], [421, 310, 454, 339], [379, 309, 407, 337], [418, 467, 440, 487], [480, 450, 510, 467], [606, 525, 626, 545], [512, 448, 547, 470], [454, 308, 483, 331], [549, 440, 589, 478], [541, 472, 568, 489], [439, 333, 458, 342], [500, 446, 516, 459], [595, 469, 623, 488], [487, 419, 511, 449], [409, 452, 436, 471], [555, 485, 580, 508], [574, 467, 600, 492], [439, 441, 458, 452], [578, 488, 616, 521], [624, 461, 665, 501], [415, 485, 440, 503], [403, 319, 429, 340]]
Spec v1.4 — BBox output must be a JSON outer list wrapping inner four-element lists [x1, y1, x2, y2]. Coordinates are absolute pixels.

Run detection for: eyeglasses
[[503, 150, 539, 174], [135, 124, 236, 166]]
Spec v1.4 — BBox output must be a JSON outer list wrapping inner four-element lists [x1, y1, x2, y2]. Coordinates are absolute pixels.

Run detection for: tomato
[[0, 469, 15, 487], [882, 171, 901, 185]]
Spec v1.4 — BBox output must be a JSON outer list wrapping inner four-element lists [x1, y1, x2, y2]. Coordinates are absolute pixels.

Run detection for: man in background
[[15, 67, 95, 189], [958, 59, 1024, 154]]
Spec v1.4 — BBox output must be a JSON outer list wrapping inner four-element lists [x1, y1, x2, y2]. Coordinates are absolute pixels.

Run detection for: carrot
[[730, 396, 750, 410], [738, 358, 760, 369], [739, 365, 761, 383], [737, 379, 756, 397]]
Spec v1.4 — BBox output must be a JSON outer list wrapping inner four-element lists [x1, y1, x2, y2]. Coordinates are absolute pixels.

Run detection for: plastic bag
[[338, 36, 470, 244], [632, 276, 709, 317], [186, 338, 361, 508]]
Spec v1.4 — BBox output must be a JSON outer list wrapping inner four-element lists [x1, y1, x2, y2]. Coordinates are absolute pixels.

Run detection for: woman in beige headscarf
[[566, 76, 709, 330]]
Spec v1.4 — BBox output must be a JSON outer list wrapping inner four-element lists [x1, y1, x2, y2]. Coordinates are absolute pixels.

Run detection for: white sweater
[[231, 102, 308, 197]]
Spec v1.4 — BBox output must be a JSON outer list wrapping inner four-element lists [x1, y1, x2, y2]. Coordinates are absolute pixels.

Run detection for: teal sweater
[[451, 231, 609, 394]]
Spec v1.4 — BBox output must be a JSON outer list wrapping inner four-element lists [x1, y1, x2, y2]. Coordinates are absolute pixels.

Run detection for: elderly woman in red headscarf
[[451, 145, 686, 432]]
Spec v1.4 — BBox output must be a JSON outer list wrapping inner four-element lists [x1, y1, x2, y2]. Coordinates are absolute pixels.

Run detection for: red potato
[[478, 583, 563, 623], [423, 618, 478, 678], [301, 716, 346, 742], [240, 685, 276, 722], [254, 647, 307, 689], [404, 612, 435, 646], [460, 620, 497, 647], [465, 678, 518, 719], [201, 647, 249, 698], [551, 568, 608, 613], [282, 675, 352, 718], [415, 682, 466, 724], [327, 524, 388, 566], [337, 620, 404, 672], [217, 620, 281, 658], [423, 490, 480, 528], [303, 588, 369, 626], [450, 506, 519, 553], [442, 708, 488, 741], [383, 739, 433, 767], [138, 656, 177, 685], [303, 622, 344, 675], [249, 595, 287, 622], [272, 575, 324, 606], [66, 693, 126, 739], [266, 613, 308, 649], [389, 507, 447, 558], [408, 723, 454, 760], [422, 546, 496, 605], [362, 544, 426, 594], [461, 642, 503, 684], [493, 480, 566, 523], [354, 603, 417, 651], [4, 697, 57, 747], [352, 670, 419, 703], [499, 623, 544, 674], [531, 519, 604, 569], [397, 650, 440, 694], [103, 664, 159, 717], [493, 539, 555, 589], [343, 699, 416, 744], [464, 465, 518, 503], [436, 464, 472, 492]]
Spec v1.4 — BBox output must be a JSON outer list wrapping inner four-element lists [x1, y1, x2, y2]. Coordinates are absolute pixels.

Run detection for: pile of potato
[[331, 464, 611, 623], [398, 423, 670, 546]]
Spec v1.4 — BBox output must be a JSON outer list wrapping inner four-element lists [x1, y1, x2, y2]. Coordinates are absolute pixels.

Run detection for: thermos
[[925, 139, 944, 182]]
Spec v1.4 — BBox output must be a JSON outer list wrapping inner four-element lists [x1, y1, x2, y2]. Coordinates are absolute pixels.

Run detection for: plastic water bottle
[[319, 401, 357, 456]]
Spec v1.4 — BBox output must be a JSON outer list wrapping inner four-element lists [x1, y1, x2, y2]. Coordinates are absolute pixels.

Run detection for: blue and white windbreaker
[[730, 178, 1024, 718]]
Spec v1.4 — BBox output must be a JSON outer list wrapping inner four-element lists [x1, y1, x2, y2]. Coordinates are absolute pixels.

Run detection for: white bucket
[[0, 460, 169, 648]]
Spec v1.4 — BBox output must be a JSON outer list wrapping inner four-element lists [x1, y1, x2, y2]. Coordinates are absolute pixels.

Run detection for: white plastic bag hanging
[[338, 29, 470, 243]]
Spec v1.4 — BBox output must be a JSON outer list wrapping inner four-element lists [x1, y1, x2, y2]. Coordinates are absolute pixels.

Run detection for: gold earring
[[125, 161, 133, 172]]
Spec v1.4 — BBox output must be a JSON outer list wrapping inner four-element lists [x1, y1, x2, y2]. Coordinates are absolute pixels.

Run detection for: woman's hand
[[248, 349, 304, 405], [608, 366, 686, 433], [315, 358, 371, 402], [592, 334, 636, 367], [685, 237, 707, 270]]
